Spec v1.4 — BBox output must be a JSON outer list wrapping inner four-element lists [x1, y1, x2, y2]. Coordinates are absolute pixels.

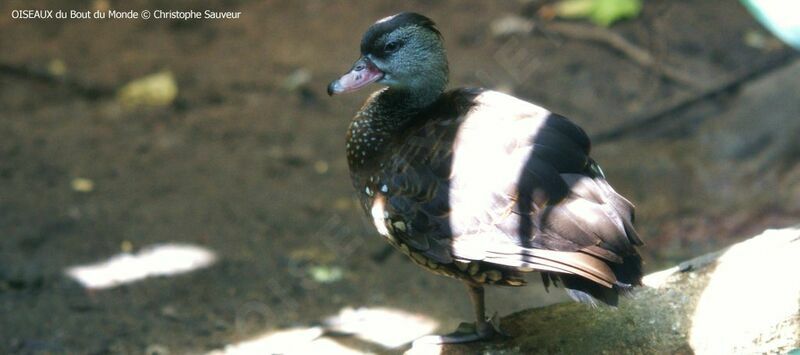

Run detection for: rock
[[490, 15, 535, 38], [421, 226, 800, 355]]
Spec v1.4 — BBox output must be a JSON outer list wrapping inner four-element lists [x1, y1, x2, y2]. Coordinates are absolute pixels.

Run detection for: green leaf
[[309, 265, 344, 283], [555, 0, 643, 27]]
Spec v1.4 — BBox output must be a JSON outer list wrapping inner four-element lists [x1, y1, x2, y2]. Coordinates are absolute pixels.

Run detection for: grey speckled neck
[[346, 88, 438, 171]]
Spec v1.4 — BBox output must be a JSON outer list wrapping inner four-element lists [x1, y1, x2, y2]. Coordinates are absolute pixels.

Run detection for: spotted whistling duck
[[327, 12, 644, 343]]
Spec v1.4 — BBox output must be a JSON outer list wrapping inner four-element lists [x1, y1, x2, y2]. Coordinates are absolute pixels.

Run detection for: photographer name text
[[11, 9, 241, 20]]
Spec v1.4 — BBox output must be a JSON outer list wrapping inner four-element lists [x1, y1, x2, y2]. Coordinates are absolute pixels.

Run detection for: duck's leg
[[466, 283, 494, 338], [414, 282, 502, 344]]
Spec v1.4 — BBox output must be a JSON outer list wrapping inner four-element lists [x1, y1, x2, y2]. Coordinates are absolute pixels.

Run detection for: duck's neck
[[370, 87, 442, 122], [346, 87, 443, 171]]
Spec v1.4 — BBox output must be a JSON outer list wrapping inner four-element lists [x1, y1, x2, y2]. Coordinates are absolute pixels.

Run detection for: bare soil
[[0, 0, 795, 353]]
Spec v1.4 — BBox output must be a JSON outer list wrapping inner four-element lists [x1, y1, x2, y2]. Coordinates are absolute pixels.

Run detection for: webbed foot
[[413, 313, 507, 345]]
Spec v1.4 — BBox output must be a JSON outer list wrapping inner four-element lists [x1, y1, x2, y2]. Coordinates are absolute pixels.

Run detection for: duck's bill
[[327, 57, 384, 95]]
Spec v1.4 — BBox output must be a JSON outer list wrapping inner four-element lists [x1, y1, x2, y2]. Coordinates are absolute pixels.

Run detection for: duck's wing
[[374, 90, 643, 293], [364, 89, 477, 265]]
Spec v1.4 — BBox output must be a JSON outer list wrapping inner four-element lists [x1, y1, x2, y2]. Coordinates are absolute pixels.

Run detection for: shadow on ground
[[0, 0, 797, 353]]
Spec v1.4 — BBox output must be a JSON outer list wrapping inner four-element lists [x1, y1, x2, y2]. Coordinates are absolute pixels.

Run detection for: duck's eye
[[384, 41, 401, 53]]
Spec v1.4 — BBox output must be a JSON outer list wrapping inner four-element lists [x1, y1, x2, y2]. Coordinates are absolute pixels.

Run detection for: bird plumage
[[329, 12, 644, 342], [348, 88, 643, 305]]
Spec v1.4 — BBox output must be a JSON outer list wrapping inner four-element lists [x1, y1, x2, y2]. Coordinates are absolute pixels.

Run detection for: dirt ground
[[1, 0, 797, 354]]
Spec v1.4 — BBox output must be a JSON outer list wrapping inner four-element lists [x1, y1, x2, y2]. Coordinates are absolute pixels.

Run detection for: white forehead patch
[[376, 14, 398, 24]]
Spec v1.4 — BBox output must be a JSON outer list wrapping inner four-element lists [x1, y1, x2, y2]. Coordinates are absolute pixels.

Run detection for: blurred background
[[1, 0, 798, 354]]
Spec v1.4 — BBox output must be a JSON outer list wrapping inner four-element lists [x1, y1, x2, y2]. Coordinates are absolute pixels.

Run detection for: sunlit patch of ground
[[65, 243, 217, 289], [211, 307, 439, 354]]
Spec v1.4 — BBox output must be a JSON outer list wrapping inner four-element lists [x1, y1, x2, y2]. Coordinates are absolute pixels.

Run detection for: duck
[[327, 12, 644, 344]]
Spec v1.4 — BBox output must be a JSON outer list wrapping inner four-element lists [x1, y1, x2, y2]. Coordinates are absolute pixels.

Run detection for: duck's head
[[328, 12, 448, 100]]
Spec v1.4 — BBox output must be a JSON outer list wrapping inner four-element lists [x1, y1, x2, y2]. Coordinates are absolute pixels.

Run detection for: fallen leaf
[[554, 0, 642, 27], [309, 265, 344, 283], [71, 178, 94, 192], [313, 160, 329, 174], [47, 59, 67, 77], [117, 71, 178, 108]]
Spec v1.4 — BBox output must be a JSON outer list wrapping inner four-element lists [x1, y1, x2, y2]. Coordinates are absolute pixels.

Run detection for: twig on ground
[[541, 21, 704, 89], [0, 62, 115, 100], [592, 51, 798, 144]]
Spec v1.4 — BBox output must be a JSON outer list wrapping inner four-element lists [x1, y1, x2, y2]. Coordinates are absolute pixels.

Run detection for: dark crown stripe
[[361, 12, 441, 54]]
